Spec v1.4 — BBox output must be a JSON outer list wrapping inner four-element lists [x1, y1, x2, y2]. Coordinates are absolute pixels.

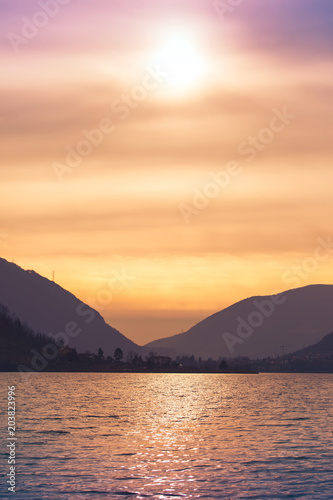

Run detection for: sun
[[153, 32, 206, 88]]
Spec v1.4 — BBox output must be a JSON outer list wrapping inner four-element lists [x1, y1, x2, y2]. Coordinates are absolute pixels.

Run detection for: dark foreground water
[[0, 373, 332, 499]]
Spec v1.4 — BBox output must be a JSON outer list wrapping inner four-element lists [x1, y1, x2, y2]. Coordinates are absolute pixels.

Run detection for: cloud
[[223, 0, 333, 61], [1, 0, 332, 342]]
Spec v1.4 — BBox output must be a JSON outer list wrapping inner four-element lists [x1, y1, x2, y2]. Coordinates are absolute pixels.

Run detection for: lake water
[[1, 373, 332, 499]]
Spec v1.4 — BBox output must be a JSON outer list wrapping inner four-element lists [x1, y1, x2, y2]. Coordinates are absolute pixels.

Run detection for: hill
[[0, 304, 51, 370], [146, 285, 333, 359], [0, 258, 140, 357], [293, 331, 333, 355]]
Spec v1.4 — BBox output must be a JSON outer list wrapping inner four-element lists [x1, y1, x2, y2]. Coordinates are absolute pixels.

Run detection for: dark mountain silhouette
[[0, 257, 140, 356], [292, 331, 333, 355], [0, 304, 51, 370], [146, 285, 333, 359]]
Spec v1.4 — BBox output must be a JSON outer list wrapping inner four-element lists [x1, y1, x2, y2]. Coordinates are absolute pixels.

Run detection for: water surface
[[0, 373, 332, 499]]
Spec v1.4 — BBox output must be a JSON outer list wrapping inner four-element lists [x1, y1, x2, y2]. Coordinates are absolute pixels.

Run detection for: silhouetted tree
[[126, 350, 137, 363], [97, 347, 104, 361], [219, 360, 228, 371], [146, 357, 154, 370], [114, 347, 123, 362], [68, 348, 78, 362]]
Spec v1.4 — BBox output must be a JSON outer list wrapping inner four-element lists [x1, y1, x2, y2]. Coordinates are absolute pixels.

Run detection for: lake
[[1, 373, 332, 499]]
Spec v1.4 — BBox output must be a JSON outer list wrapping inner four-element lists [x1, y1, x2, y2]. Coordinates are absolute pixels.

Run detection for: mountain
[[293, 331, 333, 356], [0, 257, 140, 357], [145, 285, 333, 359], [0, 304, 63, 371]]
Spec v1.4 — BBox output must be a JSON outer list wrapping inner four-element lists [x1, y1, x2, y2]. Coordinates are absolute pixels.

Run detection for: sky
[[1, 0, 333, 345]]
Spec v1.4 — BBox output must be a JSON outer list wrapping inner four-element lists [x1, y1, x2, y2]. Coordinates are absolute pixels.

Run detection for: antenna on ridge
[[52, 271, 55, 282]]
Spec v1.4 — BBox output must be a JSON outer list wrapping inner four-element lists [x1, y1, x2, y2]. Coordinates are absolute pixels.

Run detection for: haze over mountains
[[0, 258, 140, 357], [146, 285, 333, 359]]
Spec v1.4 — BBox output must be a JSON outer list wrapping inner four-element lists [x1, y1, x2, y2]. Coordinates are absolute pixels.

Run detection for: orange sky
[[1, 0, 333, 344]]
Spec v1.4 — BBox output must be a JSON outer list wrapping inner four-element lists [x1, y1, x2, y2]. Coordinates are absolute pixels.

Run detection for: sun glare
[[153, 32, 206, 89]]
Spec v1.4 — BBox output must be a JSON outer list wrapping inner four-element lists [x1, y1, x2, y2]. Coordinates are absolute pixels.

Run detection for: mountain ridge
[[2, 256, 333, 361], [0, 257, 140, 356], [145, 284, 333, 359], [293, 330, 333, 355]]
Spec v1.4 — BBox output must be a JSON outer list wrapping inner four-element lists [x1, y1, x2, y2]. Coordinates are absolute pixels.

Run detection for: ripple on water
[[1, 373, 333, 500]]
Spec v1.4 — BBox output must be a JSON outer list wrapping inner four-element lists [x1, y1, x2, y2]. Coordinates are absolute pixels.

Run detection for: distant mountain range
[[0, 258, 140, 357], [145, 285, 333, 359], [1, 257, 333, 362]]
